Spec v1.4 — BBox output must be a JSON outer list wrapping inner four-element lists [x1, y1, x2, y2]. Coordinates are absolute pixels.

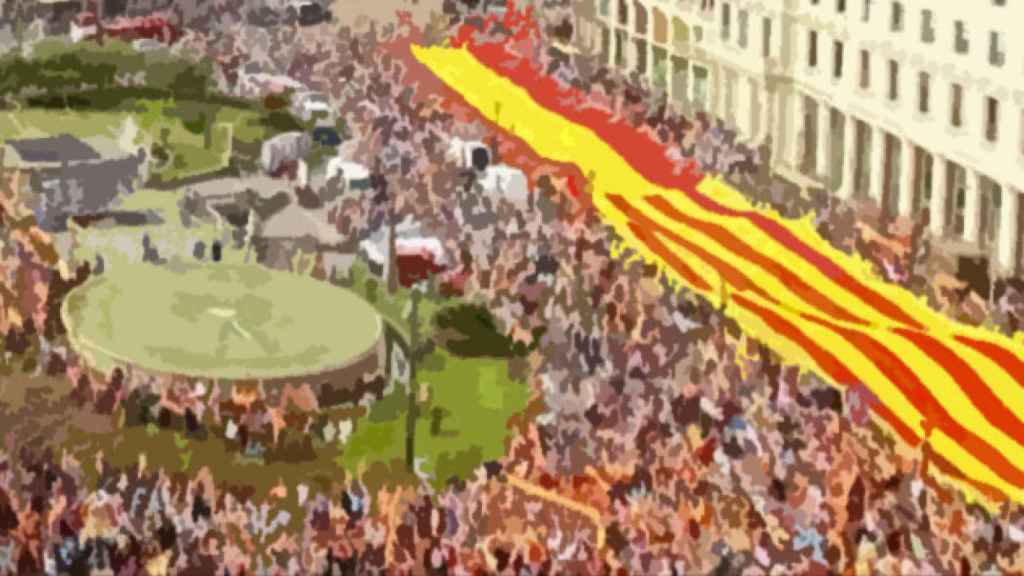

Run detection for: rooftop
[[4, 134, 101, 164]]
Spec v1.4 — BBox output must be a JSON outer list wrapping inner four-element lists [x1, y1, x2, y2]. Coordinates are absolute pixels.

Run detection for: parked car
[[70, 12, 97, 43], [312, 125, 342, 147], [292, 91, 331, 123]]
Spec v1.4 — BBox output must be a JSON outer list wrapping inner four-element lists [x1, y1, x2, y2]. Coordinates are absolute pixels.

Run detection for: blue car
[[312, 126, 342, 147]]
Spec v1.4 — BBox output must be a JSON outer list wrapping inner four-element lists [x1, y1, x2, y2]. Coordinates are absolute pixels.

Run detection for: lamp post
[[404, 282, 424, 473]]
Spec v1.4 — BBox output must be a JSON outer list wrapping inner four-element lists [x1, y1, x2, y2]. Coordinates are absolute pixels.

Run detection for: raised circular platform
[[63, 263, 383, 382]]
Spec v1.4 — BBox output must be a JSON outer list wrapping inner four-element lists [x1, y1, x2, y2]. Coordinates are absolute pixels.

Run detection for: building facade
[[577, 0, 1024, 278]]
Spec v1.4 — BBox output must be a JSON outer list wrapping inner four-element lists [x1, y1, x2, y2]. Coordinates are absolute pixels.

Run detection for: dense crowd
[[2, 2, 1024, 574]]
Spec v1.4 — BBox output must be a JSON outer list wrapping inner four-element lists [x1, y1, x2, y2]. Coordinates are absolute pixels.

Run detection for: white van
[[325, 159, 372, 193]]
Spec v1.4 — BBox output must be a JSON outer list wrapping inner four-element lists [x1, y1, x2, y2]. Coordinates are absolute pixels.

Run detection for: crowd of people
[[2, 1, 1024, 574]]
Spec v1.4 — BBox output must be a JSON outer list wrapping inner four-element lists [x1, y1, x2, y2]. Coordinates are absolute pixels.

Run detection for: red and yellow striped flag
[[412, 38, 1024, 506]]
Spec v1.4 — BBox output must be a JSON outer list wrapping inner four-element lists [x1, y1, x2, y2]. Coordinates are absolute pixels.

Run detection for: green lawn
[[333, 262, 529, 485], [0, 99, 268, 185], [338, 348, 530, 487]]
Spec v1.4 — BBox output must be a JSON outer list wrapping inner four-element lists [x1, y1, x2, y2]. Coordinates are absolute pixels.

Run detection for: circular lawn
[[63, 263, 382, 381]]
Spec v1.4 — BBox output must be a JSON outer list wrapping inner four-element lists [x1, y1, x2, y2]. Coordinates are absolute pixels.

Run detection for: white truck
[[446, 137, 491, 171], [325, 159, 372, 194], [260, 131, 312, 176]]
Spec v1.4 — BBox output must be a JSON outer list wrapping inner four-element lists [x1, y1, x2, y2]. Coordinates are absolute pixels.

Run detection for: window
[[989, 32, 1005, 67], [955, 21, 969, 54], [888, 59, 899, 100], [738, 9, 749, 48], [918, 71, 930, 114], [599, 0, 610, 17], [721, 3, 731, 40], [862, 0, 872, 22], [1019, 110, 1024, 156], [837, 0, 846, 13], [808, 30, 818, 68], [833, 41, 844, 79], [921, 9, 934, 43], [951, 83, 964, 127], [1020, 110, 1024, 156], [762, 17, 772, 58], [860, 49, 870, 88], [890, 2, 903, 32], [986, 97, 999, 142]]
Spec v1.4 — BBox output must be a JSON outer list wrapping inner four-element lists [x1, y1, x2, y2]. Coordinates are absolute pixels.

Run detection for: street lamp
[[404, 281, 427, 473]]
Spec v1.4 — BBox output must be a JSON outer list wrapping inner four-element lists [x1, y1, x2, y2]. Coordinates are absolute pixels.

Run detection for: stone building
[[577, 0, 1024, 278]]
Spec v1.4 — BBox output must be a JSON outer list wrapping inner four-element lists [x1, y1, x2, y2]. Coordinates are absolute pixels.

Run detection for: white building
[[577, 0, 1024, 277]]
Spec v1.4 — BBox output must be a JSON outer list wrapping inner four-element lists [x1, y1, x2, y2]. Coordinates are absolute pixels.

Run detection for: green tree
[[433, 303, 516, 357], [170, 101, 214, 148]]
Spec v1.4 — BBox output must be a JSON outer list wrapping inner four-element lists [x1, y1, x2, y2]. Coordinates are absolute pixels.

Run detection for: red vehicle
[[396, 247, 447, 288], [104, 14, 182, 44], [71, 11, 182, 45]]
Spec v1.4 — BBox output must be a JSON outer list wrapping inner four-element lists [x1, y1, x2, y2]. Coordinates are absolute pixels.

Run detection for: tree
[[433, 303, 518, 357], [170, 101, 214, 149]]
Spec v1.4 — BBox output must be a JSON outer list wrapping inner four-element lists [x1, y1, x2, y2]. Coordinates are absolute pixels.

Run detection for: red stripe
[[645, 195, 868, 327], [608, 195, 777, 304], [619, 188, 1019, 490], [616, 192, 926, 453], [896, 328, 1024, 453], [731, 294, 919, 446], [954, 335, 1024, 395], [460, 41, 924, 331], [797, 317, 1024, 490], [923, 443, 1008, 504], [622, 220, 711, 292]]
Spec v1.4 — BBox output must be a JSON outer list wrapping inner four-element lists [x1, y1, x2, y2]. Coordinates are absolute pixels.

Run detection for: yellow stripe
[[610, 189, 1024, 495], [603, 192, 929, 441], [882, 329, 1024, 460], [930, 430, 1024, 506]]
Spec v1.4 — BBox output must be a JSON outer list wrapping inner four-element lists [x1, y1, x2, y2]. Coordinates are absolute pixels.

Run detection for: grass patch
[[0, 98, 273, 186], [339, 348, 530, 488], [62, 263, 382, 380]]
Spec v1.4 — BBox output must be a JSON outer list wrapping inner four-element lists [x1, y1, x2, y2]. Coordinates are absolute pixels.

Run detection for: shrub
[[433, 303, 516, 357]]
